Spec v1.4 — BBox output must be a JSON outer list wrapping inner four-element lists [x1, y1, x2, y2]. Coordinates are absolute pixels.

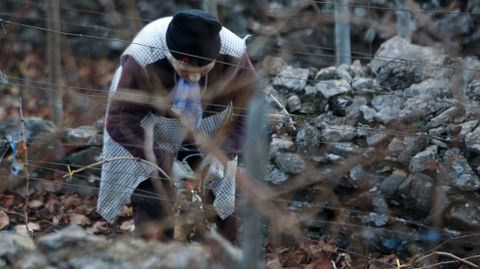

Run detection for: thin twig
[[411, 251, 478, 268], [267, 92, 296, 130], [18, 98, 32, 238], [62, 156, 172, 182]]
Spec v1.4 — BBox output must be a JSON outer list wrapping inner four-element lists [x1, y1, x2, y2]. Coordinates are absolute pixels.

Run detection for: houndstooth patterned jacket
[[97, 16, 257, 222]]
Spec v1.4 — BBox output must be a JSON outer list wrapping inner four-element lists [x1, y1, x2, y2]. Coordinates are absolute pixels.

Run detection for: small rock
[[329, 96, 353, 117], [273, 66, 310, 91], [286, 95, 301, 112], [404, 79, 451, 98], [387, 137, 405, 156], [398, 137, 429, 164], [465, 125, 480, 154], [265, 165, 289, 185], [326, 154, 343, 163], [360, 105, 376, 122], [352, 77, 380, 93], [380, 174, 406, 199], [64, 125, 98, 143], [336, 64, 353, 83], [274, 153, 306, 174], [295, 124, 321, 156], [427, 107, 458, 128], [269, 137, 295, 158], [38, 225, 100, 251], [459, 120, 479, 139], [349, 166, 378, 189], [399, 95, 451, 123], [321, 125, 356, 142], [329, 142, 363, 156], [444, 148, 480, 191], [315, 66, 337, 81], [445, 203, 480, 230], [367, 132, 389, 146], [308, 79, 351, 99], [409, 145, 438, 173]]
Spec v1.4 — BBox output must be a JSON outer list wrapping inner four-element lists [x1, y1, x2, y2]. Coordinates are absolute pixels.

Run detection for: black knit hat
[[166, 10, 222, 67]]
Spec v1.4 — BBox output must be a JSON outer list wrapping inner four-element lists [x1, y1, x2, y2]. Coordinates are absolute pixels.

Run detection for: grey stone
[[445, 203, 480, 230], [295, 124, 321, 156], [308, 79, 351, 99], [38, 225, 100, 251], [409, 145, 438, 173], [286, 94, 301, 112], [321, 125, 355, 142], [329, 96, 353, 117], [0, 117, 56, 143], [315, 66, 337, 81], [274, 153, 306, 174], [371, 95, 404, 124], [30, 225, 219, 269], [336, 64, 353, 83], [399, 95, 451, 123], [444, 148, 480, 191], [265, 165, 289, 185], [64, 126, 98, 144], [360, 105, 376, 122], [427, 107, 458, 128], [465, 80, 480, 102], [0, 232, 35, 263], [367, 132, 389, 147], [66, 147, 102, 171], [465, 126, 480, 154], [410, 175, 435, 212], [329, 142, 363, 156], [431, 139, 449, 149], [404, 79, 451, 98], [380, 174, 406, 198], [399, 137, 429, 164], [345, 96, 368, 123], [269, 136, 295, 158], [436, 13, 473, 40], [273, 66, 310, 91], [398, 173, 435, 212], [369, 37, 450, 91], [463, 57, 480, 84], [349, 166, 378, 189], [387, 137, 405, 156], [459, 120, 479, 139], [352, 77, 380, 93], [326, 154, 343, 163], [359, 212, 389, 227]]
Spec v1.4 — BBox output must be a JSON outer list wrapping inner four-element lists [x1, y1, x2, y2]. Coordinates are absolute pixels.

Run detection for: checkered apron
[[97, 16, 246, 222]]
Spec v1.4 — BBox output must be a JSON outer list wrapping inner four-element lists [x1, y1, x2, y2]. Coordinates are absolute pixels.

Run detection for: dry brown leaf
[[28, 200, 43, 209], [119, 219, 135, 232], [15, 223, 41, 236], [0, 210, 10, 229], [69, 213, 91, 226], [87, 221, 109, 234], [52, 215, 61, 225]]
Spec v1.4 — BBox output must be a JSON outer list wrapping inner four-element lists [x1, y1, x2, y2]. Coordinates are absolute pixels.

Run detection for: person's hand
[[171, 160, 196, 182], [200, 154, 224, 183]]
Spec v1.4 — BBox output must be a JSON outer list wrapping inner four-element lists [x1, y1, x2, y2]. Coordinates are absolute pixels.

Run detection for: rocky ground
[[1, 0, 480, 268], [1, 36, 480, 268]]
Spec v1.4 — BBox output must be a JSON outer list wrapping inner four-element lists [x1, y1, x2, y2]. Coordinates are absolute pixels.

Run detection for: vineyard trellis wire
[[1, 1, 480, 268]]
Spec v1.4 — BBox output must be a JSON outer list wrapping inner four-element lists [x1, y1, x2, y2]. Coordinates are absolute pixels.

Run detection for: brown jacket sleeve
[[221, 54, 259, 159], [106, 56, 173, 170]]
